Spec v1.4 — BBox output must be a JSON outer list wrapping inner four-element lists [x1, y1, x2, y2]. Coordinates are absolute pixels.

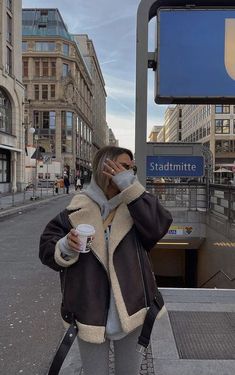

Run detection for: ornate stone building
[[0, 0, 25, 193], [22, 8, 96, 181]]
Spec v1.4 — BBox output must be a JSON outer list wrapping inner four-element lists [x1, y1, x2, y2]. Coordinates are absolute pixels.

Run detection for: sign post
[[135, 0, 235, 185]]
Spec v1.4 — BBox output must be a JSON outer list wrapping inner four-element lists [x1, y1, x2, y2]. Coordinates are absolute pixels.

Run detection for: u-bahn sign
[[146, 143, 205, 178], [155, 8, 235, 104], [146, 155, 204, 177]]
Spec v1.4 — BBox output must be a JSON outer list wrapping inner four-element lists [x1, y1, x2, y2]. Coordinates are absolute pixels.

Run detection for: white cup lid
[[76, 224, 95, 236]]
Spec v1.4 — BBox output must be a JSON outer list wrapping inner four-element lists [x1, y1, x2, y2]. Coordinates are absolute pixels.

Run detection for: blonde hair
[[92, 146, 133, 194]]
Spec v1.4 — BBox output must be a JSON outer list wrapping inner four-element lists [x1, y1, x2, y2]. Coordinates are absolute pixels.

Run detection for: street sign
[[146, 155, 204, 177], [43, 155, 52, 164], [156, 9, 235, 103]]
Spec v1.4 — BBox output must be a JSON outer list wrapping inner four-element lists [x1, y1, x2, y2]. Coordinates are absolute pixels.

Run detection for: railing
[[209, 184, 235, 223], [146, 182, 235, 223], [199, 269, 235, 288], [0, 186, 56, 211], [146, 182, 208, 211]]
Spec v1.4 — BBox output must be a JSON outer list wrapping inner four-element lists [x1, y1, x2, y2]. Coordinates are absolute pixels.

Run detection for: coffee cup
[[76, 224, 95, 253]]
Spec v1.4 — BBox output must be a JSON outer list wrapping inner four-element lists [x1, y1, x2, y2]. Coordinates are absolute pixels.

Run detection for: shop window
[[0, 151, 10, 182]]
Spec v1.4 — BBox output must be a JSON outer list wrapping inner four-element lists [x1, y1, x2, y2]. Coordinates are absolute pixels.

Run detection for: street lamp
[[29, 127, 39, 200]]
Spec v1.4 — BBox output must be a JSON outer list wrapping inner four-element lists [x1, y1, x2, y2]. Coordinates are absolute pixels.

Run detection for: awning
[[0, 144, 22, 153]]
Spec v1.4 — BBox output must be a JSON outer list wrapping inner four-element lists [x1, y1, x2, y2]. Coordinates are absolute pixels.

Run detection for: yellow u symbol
[[225, 19, 235, 80]]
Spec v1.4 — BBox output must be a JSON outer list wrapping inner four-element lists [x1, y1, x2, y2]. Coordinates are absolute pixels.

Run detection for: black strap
[[48, 321, 78, 375], [138, 297, 161, 350]]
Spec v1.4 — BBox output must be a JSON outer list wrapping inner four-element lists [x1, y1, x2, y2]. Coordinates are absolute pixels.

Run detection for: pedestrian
[[75, 176, 82, 191], [39, 145, 172, 375], [54, 178, 59, 194], [63, 173, 70, 194]]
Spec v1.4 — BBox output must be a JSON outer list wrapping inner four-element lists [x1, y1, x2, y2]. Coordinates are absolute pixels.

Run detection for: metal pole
[[135, 0, 158, 186], [135, 1, 149, 185], [46, 162, 49, 196]]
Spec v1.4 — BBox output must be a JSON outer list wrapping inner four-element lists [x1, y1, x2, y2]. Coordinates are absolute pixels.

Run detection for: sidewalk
[[60, 288, 235, 375], [0, 186, 78, 219]]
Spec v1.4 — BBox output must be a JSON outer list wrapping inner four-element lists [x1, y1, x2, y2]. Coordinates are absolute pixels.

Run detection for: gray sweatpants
[[78, 327, 143, 375]]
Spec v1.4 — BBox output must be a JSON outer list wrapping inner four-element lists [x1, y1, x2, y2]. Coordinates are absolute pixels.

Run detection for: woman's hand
[[103, 158, 134, 178], [67, 229, 82, 252]]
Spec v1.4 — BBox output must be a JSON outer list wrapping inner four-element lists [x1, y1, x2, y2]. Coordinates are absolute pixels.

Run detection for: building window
[[0, 88, 12, 133], [42, 112, 50, 128], [51, 61, 56, 76], [63, 43, 69, 56], [66, 112, 73, 130], [61, 111, 73, 153], [35, 42, 55, 52], [49, 112, 56, 129], [215, 105, 230, 114], [7, 13, 12, 44], [6, 47, 12, 75], [24, 84, 28, 100], [62, 63, 69, 77], [34, 85, 39, 100], [22, 41, 28, 52], [23, 60, 28, 77], [33, 111, 55, 131], [42, 61, 49, 76], [215, 140, 233, 153], [0, 151, 10, 182], [35, 60, 40, 76], [42, 85, 48, 100], [215, 119, 230, 134], [50, 84, 55, 99], [6, 0, 12, 11]]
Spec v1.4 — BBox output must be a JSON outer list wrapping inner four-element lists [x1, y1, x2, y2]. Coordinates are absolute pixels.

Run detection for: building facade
[[148, 125, 163, 142], [73, 34, 107, 158], [0, 0, 25, 193], [108, 128, 119, 146], [181, 104, 235, 181], [163, 105, 183, 143], [22, 8, 96, 182]]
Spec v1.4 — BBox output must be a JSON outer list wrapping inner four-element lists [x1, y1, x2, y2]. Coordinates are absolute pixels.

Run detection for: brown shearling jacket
[[39, 181, 172, 343]]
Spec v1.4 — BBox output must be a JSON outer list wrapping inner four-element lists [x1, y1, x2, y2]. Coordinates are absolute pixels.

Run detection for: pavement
[[1, 188, 235, 374], [0, 185, 78, 219]]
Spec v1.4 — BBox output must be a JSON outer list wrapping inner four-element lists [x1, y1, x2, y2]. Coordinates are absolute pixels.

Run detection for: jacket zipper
[[90, 248, 110, 341], [136, 243, 148, 309]]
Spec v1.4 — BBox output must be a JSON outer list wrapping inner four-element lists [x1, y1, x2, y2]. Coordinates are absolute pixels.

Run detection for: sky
[[22, 0, 167, 153]]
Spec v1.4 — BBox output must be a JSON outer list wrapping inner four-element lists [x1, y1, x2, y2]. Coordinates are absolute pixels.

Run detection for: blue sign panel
[[156, 9, 235, 102], [146, 156, 204, 177]]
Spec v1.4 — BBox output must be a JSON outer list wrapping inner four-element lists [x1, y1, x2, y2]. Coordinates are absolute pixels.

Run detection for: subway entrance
[[151, 248, 198, 288]]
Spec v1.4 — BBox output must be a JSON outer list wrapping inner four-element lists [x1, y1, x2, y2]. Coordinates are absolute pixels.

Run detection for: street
[[0, 195, 73, 375]]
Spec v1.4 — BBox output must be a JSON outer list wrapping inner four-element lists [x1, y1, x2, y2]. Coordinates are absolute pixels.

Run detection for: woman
[[39, 146, 172, 375]]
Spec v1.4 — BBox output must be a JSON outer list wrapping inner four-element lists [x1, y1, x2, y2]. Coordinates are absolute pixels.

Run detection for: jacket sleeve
[[121, 181, 173, 250], [39, 209, 74, 271]]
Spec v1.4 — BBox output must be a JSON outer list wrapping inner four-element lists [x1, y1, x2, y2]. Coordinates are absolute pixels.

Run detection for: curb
[[0, 193, 75, 220]]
